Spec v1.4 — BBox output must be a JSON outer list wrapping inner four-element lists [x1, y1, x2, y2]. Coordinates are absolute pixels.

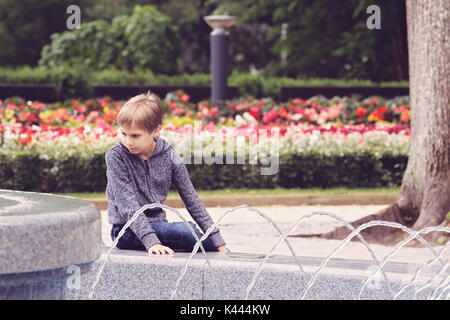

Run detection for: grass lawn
[[55, 187, 400, 200]]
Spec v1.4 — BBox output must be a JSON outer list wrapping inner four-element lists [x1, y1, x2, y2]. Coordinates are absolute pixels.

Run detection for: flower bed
[[0, 93, 410, 192]]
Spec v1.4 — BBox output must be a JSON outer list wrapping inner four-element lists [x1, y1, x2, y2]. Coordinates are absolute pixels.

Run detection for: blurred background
[[0, 0, 412, 194], [0, 0, 408, 83]]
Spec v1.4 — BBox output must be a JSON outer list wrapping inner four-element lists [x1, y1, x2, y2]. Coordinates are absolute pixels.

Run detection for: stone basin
[[0, 189, 101, 299]]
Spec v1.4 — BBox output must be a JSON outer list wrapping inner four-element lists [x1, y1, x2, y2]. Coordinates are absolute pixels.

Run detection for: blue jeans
[[111, 221, 218, 252]]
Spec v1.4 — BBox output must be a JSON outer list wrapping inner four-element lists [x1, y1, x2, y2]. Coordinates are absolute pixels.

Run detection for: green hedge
[[0, 66, 409, 101], [0, 150, 408, 193]]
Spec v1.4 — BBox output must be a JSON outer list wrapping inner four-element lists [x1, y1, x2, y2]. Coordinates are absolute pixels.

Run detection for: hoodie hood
[[118, 136, 171, 160]]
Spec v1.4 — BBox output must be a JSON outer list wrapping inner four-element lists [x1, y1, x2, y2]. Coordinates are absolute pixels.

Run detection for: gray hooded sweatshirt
[[105, 136, 226, 250]]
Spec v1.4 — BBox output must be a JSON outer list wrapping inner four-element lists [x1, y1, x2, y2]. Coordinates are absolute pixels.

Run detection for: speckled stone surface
[[0, 189, 102, 274], [0, 189, 443, 300], [66, 250, 440, 300]]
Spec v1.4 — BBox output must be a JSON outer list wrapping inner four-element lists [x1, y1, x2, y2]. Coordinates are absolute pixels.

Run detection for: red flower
[[28, 113, 36, 121], [279, 107, 289, 118], [173, 108, 184, 115], [368, 110, 383, 122], [250, 106, 260, 120], [262, 110, 278, 123], [400, 110, 410, 122], [356, 107, 367, 117], [293, 106, 303, 114], [208, 106, 219, 117], [100, 98, 111, 107], [75, 105, 87, 113], [32, 102, 44, 111], [19, 112, 28, 121], [377, 106, 388, 114], [181, 94, 190, 103]]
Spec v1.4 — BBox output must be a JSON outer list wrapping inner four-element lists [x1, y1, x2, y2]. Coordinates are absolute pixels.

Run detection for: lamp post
[[203, 15, 236, 107]]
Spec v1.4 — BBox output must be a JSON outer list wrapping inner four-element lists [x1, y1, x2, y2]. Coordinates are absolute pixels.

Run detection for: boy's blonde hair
[[117, 92, 162, 133]]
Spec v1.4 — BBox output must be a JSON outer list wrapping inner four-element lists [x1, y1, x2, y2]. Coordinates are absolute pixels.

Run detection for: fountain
[[1, 189, 448, 300], [0, 189, 101, 299]]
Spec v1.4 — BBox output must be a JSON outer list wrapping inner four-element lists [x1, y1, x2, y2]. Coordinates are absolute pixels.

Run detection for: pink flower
[[262, 110, 278, 123], [208, 106, 219, 117], [205, 121, 216, 131], [181, 94, 190, 103], [173, 108, 184, 115], [250, 106, 260, 120]]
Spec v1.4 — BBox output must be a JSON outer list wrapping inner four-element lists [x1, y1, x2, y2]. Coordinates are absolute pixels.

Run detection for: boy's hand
[[148, 244, 174, 255], [217, 245, 228, 254]]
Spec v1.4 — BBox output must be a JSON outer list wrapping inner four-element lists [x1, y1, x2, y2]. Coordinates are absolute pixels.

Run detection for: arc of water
[[432, 280, 450, 300], [86, 242, 118, 299], [89, 203, 220, 300], [244, 211, 394, 300], [301, 221, 450, 300], [170, 204, 309, 299], [238, 205, 307, 275], [394, 244, 449, 300], [428, 273, 449, 300], [358, 226, 450, 299], [412, 263, 449, 300]]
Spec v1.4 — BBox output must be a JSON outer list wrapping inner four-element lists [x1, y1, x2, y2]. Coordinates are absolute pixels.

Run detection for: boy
[[105, 92, 227, 255]]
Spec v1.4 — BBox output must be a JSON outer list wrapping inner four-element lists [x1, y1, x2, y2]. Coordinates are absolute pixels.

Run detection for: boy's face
[[119, 122, 161, 159]]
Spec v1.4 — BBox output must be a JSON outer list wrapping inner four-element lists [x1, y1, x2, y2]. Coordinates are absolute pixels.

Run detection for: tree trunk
[[403, 0, 450, 231], [320, 0, 450, 245]]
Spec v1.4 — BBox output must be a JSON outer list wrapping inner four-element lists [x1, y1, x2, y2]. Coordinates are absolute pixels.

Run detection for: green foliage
[[50, 64, 93, 100], [39, 5, 181, 74], [210, 0, 408, 82], [0, 0, 90, 67], [437, 237, 447, 246], [122, 5, 181, 74], [0, 147, 407, 193], [0, 141, 110, 192], [0, 65, 408, 100], [0, 66, 54, 84]]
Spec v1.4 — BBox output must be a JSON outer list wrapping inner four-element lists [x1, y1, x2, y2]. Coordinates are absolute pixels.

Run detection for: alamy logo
[[365, 264, 383, 290], [366, 5, 381, 30], [66, 265, 81, 290], [66, 5, 81, 30], [168, 121, 279, 176]]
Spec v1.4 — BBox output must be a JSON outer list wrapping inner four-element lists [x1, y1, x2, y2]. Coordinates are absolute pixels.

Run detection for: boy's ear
[[153, 125, 162, 136]]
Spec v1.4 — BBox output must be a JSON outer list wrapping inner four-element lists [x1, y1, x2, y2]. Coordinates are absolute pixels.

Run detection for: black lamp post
[[203, 15, 236, 107]]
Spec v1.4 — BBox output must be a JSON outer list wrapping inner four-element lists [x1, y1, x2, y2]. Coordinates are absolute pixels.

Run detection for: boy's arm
[[106, 151, 162, 250], [171, 150, 226, 248]]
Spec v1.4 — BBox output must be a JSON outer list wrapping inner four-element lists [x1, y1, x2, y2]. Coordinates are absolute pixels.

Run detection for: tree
[[0, 0, 91, 67], [323, 0, 449, 244], [39, 5, 181, 74], [210, 0, 409, 81]]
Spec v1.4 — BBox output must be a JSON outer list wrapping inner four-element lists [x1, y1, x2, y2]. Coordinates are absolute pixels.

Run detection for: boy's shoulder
[[106, 141, 124, 156], [105, 141, 131, 165]]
